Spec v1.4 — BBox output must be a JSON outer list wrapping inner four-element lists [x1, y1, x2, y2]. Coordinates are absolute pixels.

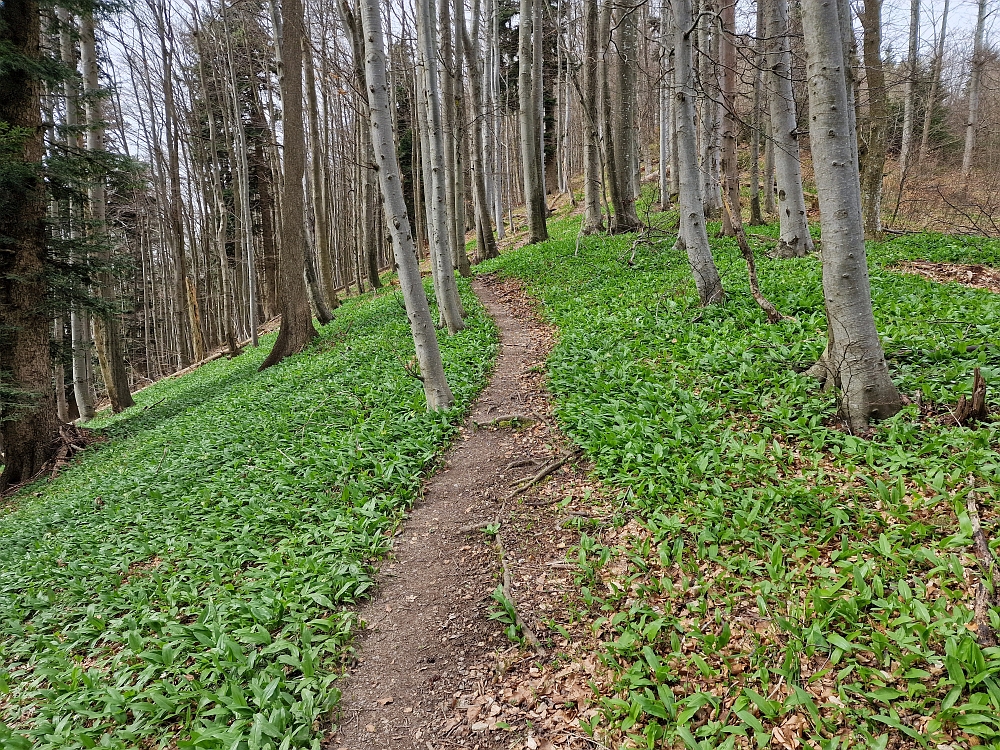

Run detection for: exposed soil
[[893, 260, 1000, 293], [327, 275, 616, 750]]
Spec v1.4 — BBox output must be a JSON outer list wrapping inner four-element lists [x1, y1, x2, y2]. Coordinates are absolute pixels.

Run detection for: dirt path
[[328, 274, 593, 750]]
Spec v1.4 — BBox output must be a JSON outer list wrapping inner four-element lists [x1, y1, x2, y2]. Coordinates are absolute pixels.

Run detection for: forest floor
[[328, 275, 605, 750]]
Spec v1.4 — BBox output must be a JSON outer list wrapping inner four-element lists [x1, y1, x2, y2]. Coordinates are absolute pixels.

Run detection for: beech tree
[[763, 0, 812, 257], [672, 0, 725, 305], [360, 0, 453, 410], [801, 0, 901, 431]]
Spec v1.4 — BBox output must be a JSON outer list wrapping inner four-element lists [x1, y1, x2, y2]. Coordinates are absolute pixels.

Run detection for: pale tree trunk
[[582, 0, 605, 231], [54, 319, 69, 422], [719, 0, 739, 237], [438, 0, 470, 276], [897, 0, 919, 181], [698, 2, 722, 219], [801, 0, 901, 431], [658, 0, 671, 210], [81, 9, 134, 412], [961, 0, 987, 181], [260, 0, 318, 370], [59, 8, 96, 420], [360, 0, 454, 409], [764, 0, 812, 256], [919, 0, 948, 164], [673, 0, 725, 305], [749, 0, 765, 225], [459, 0, 499, 262], [153, 0, 201, 365], [859, 0, 887, 239], [763, 116, 776, 214], [416, 0, 465, 333], [452, 8, 472, 277], [518, 0, 548, 242], [192, 11, 239, 357]]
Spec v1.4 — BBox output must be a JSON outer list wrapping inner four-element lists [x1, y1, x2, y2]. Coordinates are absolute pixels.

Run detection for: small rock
[[471, 721, 489, 732]]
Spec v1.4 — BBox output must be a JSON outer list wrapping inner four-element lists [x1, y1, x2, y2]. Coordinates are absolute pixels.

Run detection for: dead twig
[[496, 531, 545, 655], [508, 448, 583, 499], [966, 475, 997, 647], [721, 192, 789, 324]]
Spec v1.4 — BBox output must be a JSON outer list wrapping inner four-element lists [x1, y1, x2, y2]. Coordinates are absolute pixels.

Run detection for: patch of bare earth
[[893, 260, 1000, 293], [327, 275, 618, 750]]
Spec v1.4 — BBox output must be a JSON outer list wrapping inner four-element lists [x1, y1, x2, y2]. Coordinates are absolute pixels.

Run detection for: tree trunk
[[81, 9, 134, 412], [673, 0, 725, 305], [919, 0, 948, 164], [610, 0, 641, 232], [416, 0, 465, 333], [749, 0, 765, 225], [518, 0, 548, 243], [303, 34, 340, 312], [360, 0, 455, 410], [719, 0, 739, 237], [764, 0, 812, 256], [581, 0, 605, 231], [459, 0, 499, 262], [961, 0, 987, 181], [897, 0, 919, 181], [658, 0, 671, 210], [59, 9, 96, 420], [801, 0, 901, 431], [259, 0, 318, 370], [859, 0, 887, 239], [698, 1, 722, 219], [0, 0, 60, 492]]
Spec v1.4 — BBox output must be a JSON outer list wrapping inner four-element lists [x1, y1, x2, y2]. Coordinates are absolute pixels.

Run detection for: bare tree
[[81, 8, 135, 412], [582, 0, 604, 231], [518, 0, 548, 242], [360, 0, 454, 410], [259, 0, 318, 370], [764, 0, 812, 256], [801, 0, 901, 431], [919, 0, 949, 164], [859, 0, 887, 239], [672, 0, 725, 304], [961, 0, 989, 181]]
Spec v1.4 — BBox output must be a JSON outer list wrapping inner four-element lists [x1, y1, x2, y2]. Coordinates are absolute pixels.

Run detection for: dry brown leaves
[[893, 260, 1000, 293]]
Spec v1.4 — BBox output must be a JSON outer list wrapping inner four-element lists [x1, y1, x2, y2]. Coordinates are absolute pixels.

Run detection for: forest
[[1, 0, 999, 746]]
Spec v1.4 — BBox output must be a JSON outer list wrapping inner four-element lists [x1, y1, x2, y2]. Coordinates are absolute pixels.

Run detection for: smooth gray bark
[[961, 0, 988, 180], [764, 0, 812, 256], [582, 0, 605, 231], [673, 0, 725, 305], [360, 0, 454, 410], [416, 0, 465, 333], [801, 0, 901, 431], [898, 0, 919, 180]]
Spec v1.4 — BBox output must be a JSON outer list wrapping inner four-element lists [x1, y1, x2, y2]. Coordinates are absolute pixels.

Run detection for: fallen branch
[[721, 193, 788, 324], [496, 531, 545, 655], [966, 475, 997, 647], [508, 448, 583, 499]]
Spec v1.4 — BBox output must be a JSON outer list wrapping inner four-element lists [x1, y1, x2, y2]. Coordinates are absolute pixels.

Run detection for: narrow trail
[[329, 275, 567, 749]]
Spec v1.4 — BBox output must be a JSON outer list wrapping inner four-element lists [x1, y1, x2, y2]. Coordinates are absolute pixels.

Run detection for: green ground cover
[[480, 215, 1000, 748], [0, 279, 498, 750]]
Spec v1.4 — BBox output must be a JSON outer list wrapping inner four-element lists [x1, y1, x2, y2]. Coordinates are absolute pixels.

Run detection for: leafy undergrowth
[[479, 216, 1000, 749], [0, 279, 498, 750]]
